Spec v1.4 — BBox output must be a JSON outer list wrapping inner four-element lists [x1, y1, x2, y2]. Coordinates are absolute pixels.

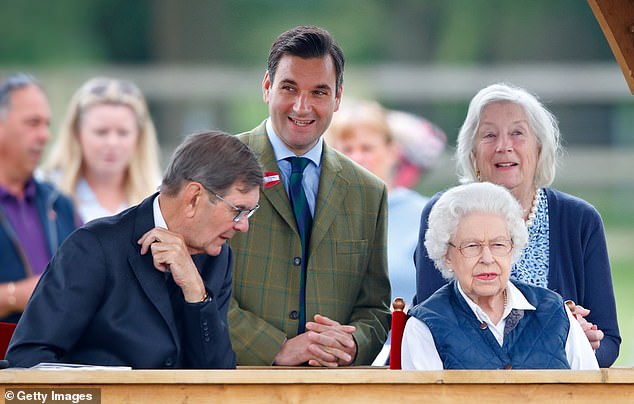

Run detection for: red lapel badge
[[263, 172, 281, 188]]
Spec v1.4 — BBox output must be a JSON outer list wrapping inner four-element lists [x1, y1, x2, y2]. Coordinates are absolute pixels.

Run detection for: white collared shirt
[[152, 195, 167, 229], [401, 281, 599, 370], [265, 118, 322, 217], [74, 178, 129, 223]]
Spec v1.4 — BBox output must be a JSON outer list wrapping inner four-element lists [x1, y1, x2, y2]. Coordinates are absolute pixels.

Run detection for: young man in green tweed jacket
[[229, 26, 391, 366]]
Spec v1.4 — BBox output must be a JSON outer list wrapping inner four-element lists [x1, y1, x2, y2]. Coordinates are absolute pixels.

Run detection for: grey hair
[[160, 131, 263, 196], [0, 73, 40, 120], [424, 182, 528, 279], [455, 82, 562, 188]]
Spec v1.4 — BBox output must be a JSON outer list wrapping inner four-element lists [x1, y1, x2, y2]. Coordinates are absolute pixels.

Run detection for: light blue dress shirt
[[266, 118, 322, 217]]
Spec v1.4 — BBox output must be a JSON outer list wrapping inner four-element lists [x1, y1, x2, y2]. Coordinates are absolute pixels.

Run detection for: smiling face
[[263, 55, 342, 155], [78, 103, 139, 179], [188, 183, 260, 256], [445, 212, 512, 305], [472, 102, 541, 199]]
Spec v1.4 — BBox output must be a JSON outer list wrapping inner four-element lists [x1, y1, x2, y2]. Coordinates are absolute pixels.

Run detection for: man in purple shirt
[[0, 73, 80, 323]]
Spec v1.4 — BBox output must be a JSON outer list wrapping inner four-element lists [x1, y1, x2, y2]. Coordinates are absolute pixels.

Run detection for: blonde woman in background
[[43, 77, 161, 223], [326, 101, 446, 306]]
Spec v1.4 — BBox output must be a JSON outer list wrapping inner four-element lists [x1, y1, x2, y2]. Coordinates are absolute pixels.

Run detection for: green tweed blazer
[[229, 121, 391, 366]]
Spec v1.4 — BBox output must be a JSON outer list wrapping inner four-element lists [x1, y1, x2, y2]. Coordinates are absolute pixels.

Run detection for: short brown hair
[[267, 26, 344, 96]]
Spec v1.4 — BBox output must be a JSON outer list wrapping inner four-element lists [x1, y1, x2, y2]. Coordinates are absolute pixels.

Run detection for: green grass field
[[608, 252, 634, 367]]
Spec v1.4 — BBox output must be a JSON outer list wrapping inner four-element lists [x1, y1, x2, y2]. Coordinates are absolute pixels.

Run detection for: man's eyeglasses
[[214, 193, 260, 223], [448, 239, 513, 258]]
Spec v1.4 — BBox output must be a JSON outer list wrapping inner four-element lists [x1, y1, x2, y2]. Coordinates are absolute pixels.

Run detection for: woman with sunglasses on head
[[413, 83, 620, 367], [402, 182, 598, 370], [43, 77, 161, 223]]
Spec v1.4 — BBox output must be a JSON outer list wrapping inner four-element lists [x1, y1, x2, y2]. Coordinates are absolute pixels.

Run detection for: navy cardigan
[[413, 187, 620, 367]]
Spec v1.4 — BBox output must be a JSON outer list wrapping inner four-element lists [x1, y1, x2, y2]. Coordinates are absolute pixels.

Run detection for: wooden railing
[[1, 368, 634, 403]]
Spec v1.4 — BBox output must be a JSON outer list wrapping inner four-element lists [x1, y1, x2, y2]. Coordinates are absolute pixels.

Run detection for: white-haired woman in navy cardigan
[[413, 83, 619, 367]]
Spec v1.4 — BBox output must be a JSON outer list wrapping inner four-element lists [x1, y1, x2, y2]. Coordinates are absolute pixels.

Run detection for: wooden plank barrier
[[1, 368, 634, 403]]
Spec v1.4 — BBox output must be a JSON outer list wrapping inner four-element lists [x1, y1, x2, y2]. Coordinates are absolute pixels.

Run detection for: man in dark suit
[[229, 26, 391, 366], [7, 131, 263, 369]]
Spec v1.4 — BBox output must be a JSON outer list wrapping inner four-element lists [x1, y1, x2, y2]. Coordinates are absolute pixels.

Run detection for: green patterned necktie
[[286, 156, 313, 333]]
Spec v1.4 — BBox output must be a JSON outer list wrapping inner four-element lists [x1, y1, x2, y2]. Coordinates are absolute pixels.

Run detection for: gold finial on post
[[393, 297, 405, 312]]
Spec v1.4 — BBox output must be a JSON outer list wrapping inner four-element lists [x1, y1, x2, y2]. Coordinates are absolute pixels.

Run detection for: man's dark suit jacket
[[6, 194, 236, 369]]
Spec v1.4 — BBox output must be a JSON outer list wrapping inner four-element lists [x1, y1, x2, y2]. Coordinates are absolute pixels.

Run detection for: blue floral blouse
[[512, 188, 550, 287]]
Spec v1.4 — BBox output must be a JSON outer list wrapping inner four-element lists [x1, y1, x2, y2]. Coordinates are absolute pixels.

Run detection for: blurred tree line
[[0, 0, 611, 65], [0, 0, 624, 152]]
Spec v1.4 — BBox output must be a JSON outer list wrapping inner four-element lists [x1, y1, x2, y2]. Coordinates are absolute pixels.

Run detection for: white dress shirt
[[152, 195, 167, 229], [401, 281, 599, 370], [75, 177, 129, 223]]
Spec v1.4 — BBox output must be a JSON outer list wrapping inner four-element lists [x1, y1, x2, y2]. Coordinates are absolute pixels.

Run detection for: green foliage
[[0, 1, 104, 64], [92, 0, 152, 62], [0, 0, 615, 66]]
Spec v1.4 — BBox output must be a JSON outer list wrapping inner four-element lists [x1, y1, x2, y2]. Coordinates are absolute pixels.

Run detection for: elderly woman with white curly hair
[[414, 82, 619, 367], [401, 182, 598, 370]]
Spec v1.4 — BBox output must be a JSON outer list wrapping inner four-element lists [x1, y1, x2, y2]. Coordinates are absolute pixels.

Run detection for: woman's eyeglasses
[[448, 239, 513, 258]]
